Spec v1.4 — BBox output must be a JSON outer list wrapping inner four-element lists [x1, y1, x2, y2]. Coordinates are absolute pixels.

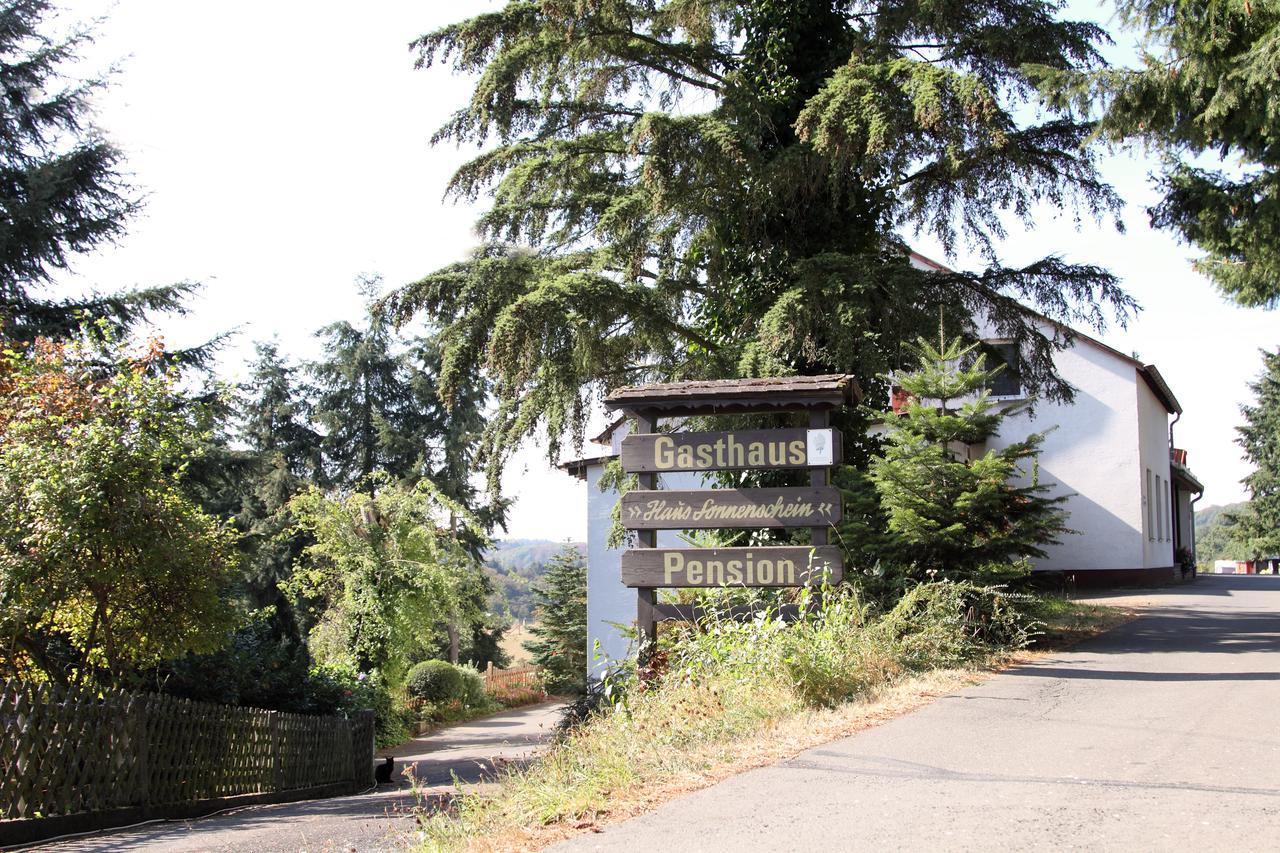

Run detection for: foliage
[[1031, 1, 1280, 307], [0, 0, 198, 344], [1233, 348, 1280, 556], [868, 336, 1071, 586], [284, 477, 490, 685], [456, 663, 488, 708], [222, 342, 325, 639], [133, 607, 423, 739], [384, 0, 1136, 494], [431, 568, 511, 670], [308, 662, 414, 748], [406, 659, 466, 703], [523, 544, 588, 694], [0, 335, 238, 686]]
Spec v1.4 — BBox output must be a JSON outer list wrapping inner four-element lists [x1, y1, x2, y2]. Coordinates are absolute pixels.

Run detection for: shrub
[[874, 580, 1034, 670], [406, 660, 465, 702], [455, 664, 488, 708], [780, 589, 902, 708], [307, 664, 412, 748], [490, 682, 547, 709]]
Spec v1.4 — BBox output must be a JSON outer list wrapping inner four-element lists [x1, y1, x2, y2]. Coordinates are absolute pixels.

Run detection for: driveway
[[50, 699, 566, 852], [554, 574, 1280, 852]]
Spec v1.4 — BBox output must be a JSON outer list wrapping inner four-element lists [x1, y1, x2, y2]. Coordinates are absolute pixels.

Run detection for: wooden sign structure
[[604, 374, 862, 648]]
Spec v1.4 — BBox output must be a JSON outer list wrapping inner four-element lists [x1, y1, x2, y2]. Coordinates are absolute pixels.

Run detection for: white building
[[561, 255, 1204, 678]]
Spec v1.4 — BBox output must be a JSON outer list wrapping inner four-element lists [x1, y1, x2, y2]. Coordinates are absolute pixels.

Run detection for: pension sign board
[[621, 487, 842, 529], [621, 546, 843, 588], [620, 428, 841, 473]]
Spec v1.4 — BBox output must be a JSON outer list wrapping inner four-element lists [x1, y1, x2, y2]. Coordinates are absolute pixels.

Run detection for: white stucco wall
[[980, 328, 1151, 571], [1136, 379, 1175, 568]]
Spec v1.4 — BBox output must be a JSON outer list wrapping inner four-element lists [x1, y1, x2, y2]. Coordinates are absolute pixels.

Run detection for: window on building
[[1146, 468, 1154, 540], [1156, 474, 1164, 540], [982, 341, 1023, 398], [1166, 480, 1174, 545]]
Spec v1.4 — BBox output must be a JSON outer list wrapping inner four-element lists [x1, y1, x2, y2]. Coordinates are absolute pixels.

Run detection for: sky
[[42, 0, 1276, 542]]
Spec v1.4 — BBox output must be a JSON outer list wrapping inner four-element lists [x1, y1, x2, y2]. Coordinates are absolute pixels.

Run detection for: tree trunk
[[446, 619, 460, 664]]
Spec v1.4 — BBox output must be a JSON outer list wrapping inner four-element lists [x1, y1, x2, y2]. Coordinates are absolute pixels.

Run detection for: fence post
[[132, 697, 150, 808], [269, 711, 283, 792], [350, 710, 374, 792]]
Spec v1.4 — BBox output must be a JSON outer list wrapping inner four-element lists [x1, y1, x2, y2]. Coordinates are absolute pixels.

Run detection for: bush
[[307, 664, 413, 748], [874, 580, 1034, 671], [406, 660, 465, 703], [455, 664, 488, 708]]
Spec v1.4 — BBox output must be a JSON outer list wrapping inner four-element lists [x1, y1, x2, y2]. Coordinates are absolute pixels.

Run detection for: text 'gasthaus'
[[651, 433, 804, 470]]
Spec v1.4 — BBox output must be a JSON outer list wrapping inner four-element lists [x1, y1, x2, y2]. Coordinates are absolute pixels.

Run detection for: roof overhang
[[605, 374, 862, 418], [558, 453, 617, 481], [1171, 464, 1204, 493], [1139, 364, 1182, 415]]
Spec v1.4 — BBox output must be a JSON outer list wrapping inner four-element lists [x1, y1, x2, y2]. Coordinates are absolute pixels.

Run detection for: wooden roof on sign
[[605, 374, 861, 416]]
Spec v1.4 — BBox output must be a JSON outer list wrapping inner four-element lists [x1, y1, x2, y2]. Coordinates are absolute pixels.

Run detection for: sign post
[[604, 375, 861, 654]]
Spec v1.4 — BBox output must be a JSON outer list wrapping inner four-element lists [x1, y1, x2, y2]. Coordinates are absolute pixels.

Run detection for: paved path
[[51, 699, 566, 852], [555, 575, 1280, 852]]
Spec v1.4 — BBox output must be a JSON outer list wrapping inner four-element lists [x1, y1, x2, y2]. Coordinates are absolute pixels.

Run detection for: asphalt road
[[555, 574, 1280, 852], [47, 699, 566, 852]]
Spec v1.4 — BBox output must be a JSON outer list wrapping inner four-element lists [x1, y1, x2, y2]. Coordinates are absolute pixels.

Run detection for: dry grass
[[411, 599, 1131, 853], [499, 621, 535, 667]]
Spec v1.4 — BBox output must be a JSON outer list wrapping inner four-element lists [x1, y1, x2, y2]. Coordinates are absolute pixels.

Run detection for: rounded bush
[[405, 660, 465, 702]]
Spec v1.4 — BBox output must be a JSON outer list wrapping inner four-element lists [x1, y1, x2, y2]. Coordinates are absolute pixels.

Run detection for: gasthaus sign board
[[620, 546, 844, 588], [620, 487, 842, 529], [620, 427, 840, 473]]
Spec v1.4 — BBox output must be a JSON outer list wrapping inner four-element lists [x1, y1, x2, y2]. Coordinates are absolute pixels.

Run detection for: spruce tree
[[0, 0, 194, 342], [1032, 1, 1280, 307], [524, 545, 587, 694], [1234, 349, 1280, 557], [310, 281, 446, 493], [382, 1, 1136, 491], [869, 337, 1070, 584], [230, 343, 326, 634]]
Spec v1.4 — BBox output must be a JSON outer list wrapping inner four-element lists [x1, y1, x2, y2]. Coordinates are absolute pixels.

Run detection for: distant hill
[[1194, 501, 1254, 565], [485, 538, 585, 573], [484, 539, 586, 621], [1195, 502, 1249, 536]]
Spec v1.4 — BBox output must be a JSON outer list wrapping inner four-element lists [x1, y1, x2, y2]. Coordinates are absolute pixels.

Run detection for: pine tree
[[524, 545, 587, 694], [241, 342, 324, 484], [310, 281, 446, 493], [869, 336, 1070, 584], [1031, 1, 1280, 308], [230, 343, 326, 634], [0, 0, 195, 342], [382, 1, 1136, 490], [1234, 348, 1280, 556]]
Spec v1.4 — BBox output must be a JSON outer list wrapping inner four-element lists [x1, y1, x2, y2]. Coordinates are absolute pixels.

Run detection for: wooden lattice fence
[[0, 679, 374, 827], [483, 664, 542, 692]]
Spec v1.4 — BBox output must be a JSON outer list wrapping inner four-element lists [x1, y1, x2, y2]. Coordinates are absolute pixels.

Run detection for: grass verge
[[410, 589, 1130, 852]]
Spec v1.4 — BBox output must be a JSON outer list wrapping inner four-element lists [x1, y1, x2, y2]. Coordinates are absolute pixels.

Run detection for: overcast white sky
[[44, 0, 1275, 541]]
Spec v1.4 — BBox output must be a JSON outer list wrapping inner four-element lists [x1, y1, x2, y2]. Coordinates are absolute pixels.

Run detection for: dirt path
[[48, 699, 566, 852]]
